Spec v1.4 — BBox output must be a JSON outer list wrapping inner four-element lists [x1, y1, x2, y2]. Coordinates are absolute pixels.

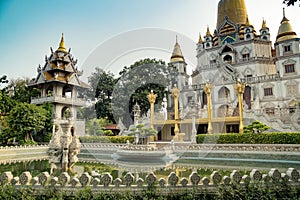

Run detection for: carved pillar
[[234, 79, 246, 133], [171, 87, 180, 136], [204, 81, 213, 134], [60, 122, 72, 172], [133, 103, 141, 126], [191, 100, 197, 143], [147, 90, 157, 129]]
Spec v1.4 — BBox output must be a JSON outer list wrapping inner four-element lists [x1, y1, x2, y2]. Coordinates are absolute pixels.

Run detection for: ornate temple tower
[[169, 37, 190, 109], [274, 9, 300, 109], [217, 0, 248, 29], [30, 34, 90, 136]]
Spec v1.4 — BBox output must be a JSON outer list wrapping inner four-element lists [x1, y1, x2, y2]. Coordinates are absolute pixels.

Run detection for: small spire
[[206, 26, 211, 37], [57, 33, 67, 53], [261, 18, 267, 29], [198, 33, 203, 43], [245, 15, 250, 26], [170, 36, 185, 63], [281, 8, 289, 23]]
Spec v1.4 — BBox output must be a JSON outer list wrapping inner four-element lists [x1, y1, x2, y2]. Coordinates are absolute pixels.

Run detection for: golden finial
[[245, 15, 250, 26], [176, 35, 178, 44], [281, 8, 289, 23], [261, 19, 267, 29], [198, 33, 203, 43], [206, 26, 211, 37], [57, 33, 67, 53]]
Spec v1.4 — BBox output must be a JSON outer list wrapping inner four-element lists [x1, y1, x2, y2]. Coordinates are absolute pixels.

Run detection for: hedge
[[80, 136, 134, 143], [196, 132, 300, 144]]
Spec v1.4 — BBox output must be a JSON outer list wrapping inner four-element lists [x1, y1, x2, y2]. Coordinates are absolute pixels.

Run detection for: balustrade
[[0, 168, 298, 192]]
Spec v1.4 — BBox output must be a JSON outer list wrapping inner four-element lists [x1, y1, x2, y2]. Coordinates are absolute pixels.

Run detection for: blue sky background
[[0, 0, 299, 82]]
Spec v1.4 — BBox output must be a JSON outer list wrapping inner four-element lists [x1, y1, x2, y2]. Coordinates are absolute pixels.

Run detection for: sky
[[0, 0, 299, 82]]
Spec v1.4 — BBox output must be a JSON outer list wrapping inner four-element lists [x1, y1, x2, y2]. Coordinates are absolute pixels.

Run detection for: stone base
[[173, 133, 185, 142]]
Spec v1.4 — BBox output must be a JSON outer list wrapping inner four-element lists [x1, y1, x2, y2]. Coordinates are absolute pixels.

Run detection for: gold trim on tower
[[217, 0, 248, 29]]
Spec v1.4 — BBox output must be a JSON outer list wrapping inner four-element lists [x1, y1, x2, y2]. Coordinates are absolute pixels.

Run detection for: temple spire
[[217, 0, 248, 29], [281, 8, 289, 23], [261, 19, 267, 29], [206, 26, 212, 37], [57, 33, 67, 53], [170, 36, 185, 63], [276, 7, 297, 42], [245, 15, 250, 26], [198, 33, 203, 43]]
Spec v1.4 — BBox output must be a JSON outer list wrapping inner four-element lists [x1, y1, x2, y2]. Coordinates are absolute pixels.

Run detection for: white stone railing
[[185, 144, 300, 152], [81, 143, 127, 149], [0, 168, 299, 192], [78, 143, 300, 153], [31, 95, 86, 106], [1, 143, 300, 164], [0, 145, 49, 164]]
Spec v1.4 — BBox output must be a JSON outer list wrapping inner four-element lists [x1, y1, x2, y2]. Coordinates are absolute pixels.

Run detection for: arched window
[[223, 55, 232, 64], [245, 28, 250, 33], [62, 85, 72, 98], [218, 105, 229, 117], [218, 86, 230, 99], [46, 86, 53, 96], [61, 106, 72, 119], [246, 34, 251, 39], [202, 92, 207, 108], [243, 86, 251, 109]]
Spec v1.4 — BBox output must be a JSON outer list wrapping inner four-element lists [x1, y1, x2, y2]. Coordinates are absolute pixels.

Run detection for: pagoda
[[30, 34, 90, 136]]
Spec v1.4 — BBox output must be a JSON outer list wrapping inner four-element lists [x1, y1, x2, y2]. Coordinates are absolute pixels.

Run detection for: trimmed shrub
[[80, 136, 134, 143], [196, 132, 300, 144]]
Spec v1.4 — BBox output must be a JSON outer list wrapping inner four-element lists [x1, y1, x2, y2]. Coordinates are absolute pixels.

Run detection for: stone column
[[171, 87, 180, 136], [147, 90, 157, 129], [234, 79, 246, 133], [133, 103, 141, 126], [191, 100, 197, 143], [60, 122, 72, 172], [204, 81, 213, 134]]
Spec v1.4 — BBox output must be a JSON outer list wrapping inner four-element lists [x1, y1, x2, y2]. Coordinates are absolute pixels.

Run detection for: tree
[[283, 0, 299, 6], [4, 78, 40, 103], [0, 75, 9, 85], [77, 67, 103, 99], [32, 103, 53, 143], [243, 120, 270, 134], [95, 71, 116, 122], [112, 58, 177, 126], [7, 102, 48, 144], [128, 124, 157, 144], [0, 90, 15, 114], [0, 90, 15, 144], [85, 118, 113, 136]]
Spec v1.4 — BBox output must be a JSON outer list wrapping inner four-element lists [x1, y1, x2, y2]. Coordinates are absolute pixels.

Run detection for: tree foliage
[[7, 102, 48, 144], [32, 103, 53, 143], [283, 0, 299, 6], [243, 120, 270, 134], [95, 71, 116, 122], [4, 78, 40, 103], [112, 58, 177, 126], [0, 90, 15, 114], [85, 118, 113, 136]]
